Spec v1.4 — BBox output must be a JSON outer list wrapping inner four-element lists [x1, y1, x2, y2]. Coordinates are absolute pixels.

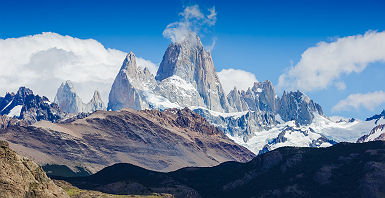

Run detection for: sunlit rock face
[[156, 33, 231, 112], [55, 80, 105, 113]]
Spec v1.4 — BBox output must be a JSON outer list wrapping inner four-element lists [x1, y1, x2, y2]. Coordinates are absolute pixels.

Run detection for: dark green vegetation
[[53, 141, 385, 198]]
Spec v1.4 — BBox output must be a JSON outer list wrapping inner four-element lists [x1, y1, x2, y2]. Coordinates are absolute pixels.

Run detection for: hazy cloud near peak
[[217, 68, 258, 94], [278, 30, 385, 92], [0, 32, 157, 103], [332, 91, 385, 112], [163, 5, 217, 45]]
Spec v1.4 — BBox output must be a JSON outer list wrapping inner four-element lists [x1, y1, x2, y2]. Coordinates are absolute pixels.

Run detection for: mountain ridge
[[57, 141, 385, 198]]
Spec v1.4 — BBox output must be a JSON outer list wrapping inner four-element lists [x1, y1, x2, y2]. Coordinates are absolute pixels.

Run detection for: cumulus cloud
[[0, 32, 156, 103], [332, 91, 385, 112], [278, 30, 385, 92], [163, 5, 217, 44], [217, 68, 258, 94]]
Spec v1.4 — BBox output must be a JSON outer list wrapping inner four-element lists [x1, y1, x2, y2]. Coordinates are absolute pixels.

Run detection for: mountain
[[357, 124, 385, 143], [0, 140, 69, 198], [106, 34, 329, 154], [278, 90, 323, 125], [0, 87, 65, 124], [357, 110, 385, 143], [366, 110, 385, 122], [108, 52, 159, 111], [108, 35, 230, 112], [191, 81, 331, 153], [86, 90, 105, 112], [58, 141, 385, 198], [0, 107, 254, 173], [232, 81, 278, 113], [156, 33, 231, 112], [55, 80, 106, 113]]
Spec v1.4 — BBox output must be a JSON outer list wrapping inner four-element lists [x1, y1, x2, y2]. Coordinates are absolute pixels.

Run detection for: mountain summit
[[55, 80, 105, 113], [0, 87, 64, 124], [156, 33, 231, 112], [108, 52, 156, 111]]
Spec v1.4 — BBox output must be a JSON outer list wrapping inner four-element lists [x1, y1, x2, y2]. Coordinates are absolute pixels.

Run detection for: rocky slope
[[0, 108, 254, 173], [0, 140, 69, 198], [59, 141, 385, 198], [0, 87, 65, 124], [55, 80, 105, 114], [357, 124, 385, 143], [357, 111, 385, 143]]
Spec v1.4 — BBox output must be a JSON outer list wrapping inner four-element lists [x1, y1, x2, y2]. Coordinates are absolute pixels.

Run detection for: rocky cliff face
[[0, 115, 28, 129], [0, 108, 255, 173], [86, 90, 105, 113], [54, 81, 84, 114], [224, 81, 323, 125], [278, 91, 323, 125], [236, 81, 278, 113], [55, 80, 106, 113], [0, 87, 65, 124], [227, 87, 249, 112], [156, 33, 230, 112], [0, 140, 69, 198], [108, 35, 231, 113], [108, 52, 157, 111]]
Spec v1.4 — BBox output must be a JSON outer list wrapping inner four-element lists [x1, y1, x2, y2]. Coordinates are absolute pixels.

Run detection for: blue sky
[[1, 0, 385, 119]]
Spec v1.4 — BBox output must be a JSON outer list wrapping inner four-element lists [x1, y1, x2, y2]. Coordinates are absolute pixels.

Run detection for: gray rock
[[54, 80, 84, 114], [194, 108, 277, 142], [0, 87, 65, 124], [156, 33, 231, 112], [278, 91, 323, 125], [55, 80, 105, 113], [84, 90, 105, 113], [227, 87, 248, 112], [108, 52, 157, 111]]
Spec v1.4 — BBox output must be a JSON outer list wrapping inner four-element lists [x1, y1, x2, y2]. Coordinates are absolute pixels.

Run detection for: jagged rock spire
[[156, 33, 231, 112], [108, 51, 155, 111], [55, 80, 105, 113], [54, 80, 83, 114]]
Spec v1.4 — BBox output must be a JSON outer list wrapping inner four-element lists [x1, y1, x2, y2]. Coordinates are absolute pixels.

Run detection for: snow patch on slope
[[8, 105, 23, 118], [366, 126, 385, 141], [309, 114, 383, 142], [192, 107, 249, 118], [143, 91, 180, 110]]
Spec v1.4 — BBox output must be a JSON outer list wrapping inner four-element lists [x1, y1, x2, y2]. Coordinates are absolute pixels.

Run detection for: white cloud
[[0, 32, 156, 103], [163, 5, 217, 44], [278, 30, 385, 92], [335, 81, 346, 90], [332, 91, 385, 112], [217, 68, 258, 94]]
